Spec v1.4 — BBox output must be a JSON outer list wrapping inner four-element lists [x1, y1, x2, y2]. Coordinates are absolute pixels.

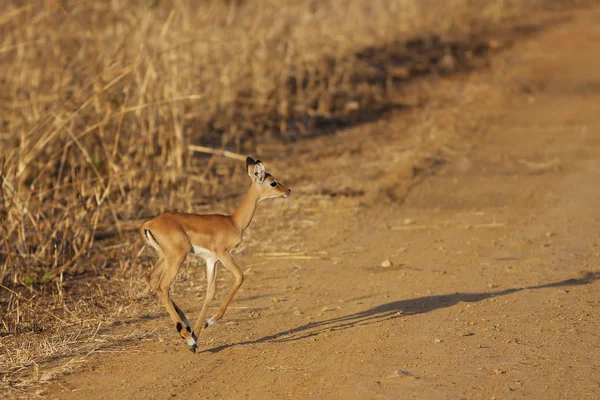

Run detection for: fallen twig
[[254, 252, 342, 261], [470, 222, 506, 228], [391, 225, 441, 231], [188, 145, 246, 161]]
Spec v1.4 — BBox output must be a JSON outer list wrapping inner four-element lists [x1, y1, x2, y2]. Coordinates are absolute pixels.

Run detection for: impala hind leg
[[147, 258, 191, 328], [145, 257, 164, 286], [172, 300, 191, 331], [153, 250, 198, 352], [192, 258, 218, 333], [205, 252, 244, 327]]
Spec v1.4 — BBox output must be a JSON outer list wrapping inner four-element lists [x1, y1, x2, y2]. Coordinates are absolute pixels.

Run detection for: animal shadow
[[203, 271, 598, 353]]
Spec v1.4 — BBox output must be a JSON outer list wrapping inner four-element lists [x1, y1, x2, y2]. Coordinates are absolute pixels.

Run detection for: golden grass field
[[0, 0, 596, 395]]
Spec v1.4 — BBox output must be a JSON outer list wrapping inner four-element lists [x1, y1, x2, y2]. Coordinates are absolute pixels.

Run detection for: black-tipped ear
[[246, 157, 256, 178]]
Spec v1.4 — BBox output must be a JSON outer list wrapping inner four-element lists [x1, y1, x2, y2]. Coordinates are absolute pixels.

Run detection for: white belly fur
[[192, 245, 218, 261]]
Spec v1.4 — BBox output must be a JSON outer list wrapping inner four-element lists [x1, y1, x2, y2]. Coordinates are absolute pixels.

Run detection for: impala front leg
[[192, 258, 218, 334], [203, 252, 244, 329]]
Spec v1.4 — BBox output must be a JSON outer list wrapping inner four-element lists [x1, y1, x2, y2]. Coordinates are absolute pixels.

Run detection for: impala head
[[246, 157, 291, 200]]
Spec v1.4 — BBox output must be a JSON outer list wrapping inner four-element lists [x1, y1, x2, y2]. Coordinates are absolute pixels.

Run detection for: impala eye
[[270, 181, 278, 187]]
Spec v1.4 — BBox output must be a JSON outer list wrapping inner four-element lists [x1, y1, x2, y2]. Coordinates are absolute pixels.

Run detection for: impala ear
[[246, 157, 266, 182], [246, 157, 256, 178], [253, 161, 266, 183]]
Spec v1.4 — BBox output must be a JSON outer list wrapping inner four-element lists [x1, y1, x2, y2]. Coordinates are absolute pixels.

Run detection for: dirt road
[[48, 7, 599, 400]]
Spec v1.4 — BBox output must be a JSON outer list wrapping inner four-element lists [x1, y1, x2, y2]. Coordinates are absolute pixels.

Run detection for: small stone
[[380, 259, 393, 268], [434, 338, 442, 343], [321, 306, 329, 312], [293, 310, 302, 316], [271, 297, 279, 303], [403, 218, 415, 225], [391, 370, 416, 379]]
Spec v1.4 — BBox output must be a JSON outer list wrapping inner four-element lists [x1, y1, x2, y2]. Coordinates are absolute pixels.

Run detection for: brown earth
[[45, 7, 599, 400]]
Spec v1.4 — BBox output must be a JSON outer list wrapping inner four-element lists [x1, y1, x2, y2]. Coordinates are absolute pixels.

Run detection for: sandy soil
[[46, 7, 599, 400]]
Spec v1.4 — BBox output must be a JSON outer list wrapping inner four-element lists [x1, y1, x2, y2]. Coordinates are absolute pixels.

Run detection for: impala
[[140, 157, 291, 352]]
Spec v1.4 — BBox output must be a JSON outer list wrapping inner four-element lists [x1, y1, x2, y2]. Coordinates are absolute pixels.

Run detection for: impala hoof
[[203, 317, 216, 329], [188, 343, 198, 353]]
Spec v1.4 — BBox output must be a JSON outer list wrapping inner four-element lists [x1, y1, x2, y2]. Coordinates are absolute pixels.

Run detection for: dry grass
[[0, 0, 595, 395], [0, 275, 157, 396]]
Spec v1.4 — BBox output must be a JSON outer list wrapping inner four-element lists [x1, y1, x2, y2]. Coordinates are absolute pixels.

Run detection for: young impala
[[140, 157, 291, 352]]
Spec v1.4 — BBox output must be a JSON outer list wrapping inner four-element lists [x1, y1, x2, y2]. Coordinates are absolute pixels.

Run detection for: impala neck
[[231, 183, 262, 234]]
